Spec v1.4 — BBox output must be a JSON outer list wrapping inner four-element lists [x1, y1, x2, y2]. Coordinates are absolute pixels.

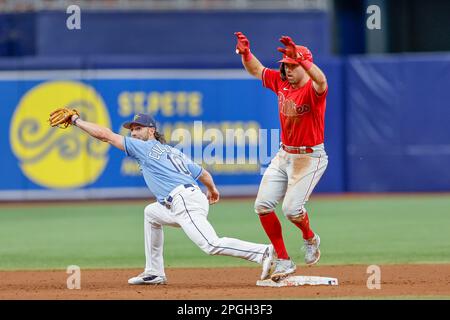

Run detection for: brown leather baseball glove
[[49, 107, 79, 129]]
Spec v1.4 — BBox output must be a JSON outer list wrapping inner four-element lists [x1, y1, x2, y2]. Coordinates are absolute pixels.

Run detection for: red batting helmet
[[278, 45, 313, 64]]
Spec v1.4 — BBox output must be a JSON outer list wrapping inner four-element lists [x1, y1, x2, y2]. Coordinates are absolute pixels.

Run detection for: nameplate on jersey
[[149, 144, 171, 160]]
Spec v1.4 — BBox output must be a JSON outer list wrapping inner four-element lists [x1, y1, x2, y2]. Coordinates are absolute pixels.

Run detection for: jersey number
[[167, 154, 190, 175]]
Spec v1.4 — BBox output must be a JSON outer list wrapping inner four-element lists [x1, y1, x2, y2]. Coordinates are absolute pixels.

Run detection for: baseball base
[[256, 276, 338, 287]]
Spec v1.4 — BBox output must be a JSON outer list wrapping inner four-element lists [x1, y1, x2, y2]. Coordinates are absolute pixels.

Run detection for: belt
[[281, 144, 314, 154], [159, 183, 196, 209]]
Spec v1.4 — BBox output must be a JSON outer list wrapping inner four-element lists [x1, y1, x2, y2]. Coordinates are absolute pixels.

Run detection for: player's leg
[[171, 188, 272, 266], [144, 202, 180, 275], [283, 152, 328, 235], [254, 151, 296, 280], [282, 150, 328, 265], [128, 202, 178, 285], [254, 152, 290, 260]]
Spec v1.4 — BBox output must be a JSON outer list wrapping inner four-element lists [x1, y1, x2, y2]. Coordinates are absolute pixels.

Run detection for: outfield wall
[[0, 54, 449, 200], [346, 54, 450, 192]]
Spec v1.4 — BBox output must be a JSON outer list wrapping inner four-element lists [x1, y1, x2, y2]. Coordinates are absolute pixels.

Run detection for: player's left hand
[[234, 31, 250, 55], [277, 35, 298, 59], [207, 187, 220, 205], [48, 107, 80, 129]]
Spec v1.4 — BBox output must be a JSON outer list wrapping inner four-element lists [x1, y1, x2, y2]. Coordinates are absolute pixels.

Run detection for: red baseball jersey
[[262, 68, 327, 147]]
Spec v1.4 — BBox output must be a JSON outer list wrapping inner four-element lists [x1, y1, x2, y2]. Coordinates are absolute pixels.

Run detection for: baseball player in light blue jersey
[[70, 112, 275, 285]]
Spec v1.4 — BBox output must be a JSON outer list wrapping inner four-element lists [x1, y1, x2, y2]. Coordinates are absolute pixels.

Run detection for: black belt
[[159, 184, 196, 208]]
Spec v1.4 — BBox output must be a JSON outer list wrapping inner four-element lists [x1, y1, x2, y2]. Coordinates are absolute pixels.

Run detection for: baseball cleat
[[270, 259, 296, 282], [303, 233, 321, 266], [260, 245, 276, 280], [128, 272, 167, 285]]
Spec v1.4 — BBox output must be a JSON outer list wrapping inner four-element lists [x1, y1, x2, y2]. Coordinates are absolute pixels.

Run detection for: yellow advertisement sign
[[10, 81, 111, 189]]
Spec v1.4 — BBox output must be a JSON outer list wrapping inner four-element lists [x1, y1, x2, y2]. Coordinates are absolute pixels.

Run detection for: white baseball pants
[[255, 144, 328, 217], [143, 184, 269, 277]]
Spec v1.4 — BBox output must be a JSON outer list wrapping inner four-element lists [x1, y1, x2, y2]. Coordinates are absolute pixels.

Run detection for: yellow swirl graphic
[[10, 81, 111, 188]]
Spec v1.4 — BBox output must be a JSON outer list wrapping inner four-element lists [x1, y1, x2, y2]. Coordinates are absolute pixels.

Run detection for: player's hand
[[48, 107, 80, 129], [277, 35, 298, 59], [71, 114, 80, 125], [207, 187, 220, 205], [234, 32, 250, 55]]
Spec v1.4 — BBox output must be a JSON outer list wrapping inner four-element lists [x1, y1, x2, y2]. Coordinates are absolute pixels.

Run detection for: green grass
[[0, 195, 450, 270]]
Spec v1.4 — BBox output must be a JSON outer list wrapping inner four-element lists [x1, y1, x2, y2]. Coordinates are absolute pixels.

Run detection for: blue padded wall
[[347, 54, 450, 191]]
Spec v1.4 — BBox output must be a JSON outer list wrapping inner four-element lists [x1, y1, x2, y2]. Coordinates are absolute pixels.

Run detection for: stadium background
[[0, 0, 449, 299]]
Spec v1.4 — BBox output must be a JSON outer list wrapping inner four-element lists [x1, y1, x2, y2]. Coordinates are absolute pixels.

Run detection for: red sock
[[259, 211, 289, 259], [292, 211, 315, 240]]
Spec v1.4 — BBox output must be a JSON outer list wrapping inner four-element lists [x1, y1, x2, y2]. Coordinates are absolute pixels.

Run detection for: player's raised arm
[[198, 168, 220, 205], [48, 107, 124, 151], [234, 32, 265, 80], [278, 36, 327, 94]]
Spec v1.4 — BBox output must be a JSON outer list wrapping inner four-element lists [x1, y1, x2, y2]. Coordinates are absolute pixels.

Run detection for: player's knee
[[144, 205, 160, 226], [287, 213, 307, 223], [144, 204, 155, 217], [201, 245, 215, 255], [203, 240, 221, 255], [144, 214, 161, 227], [202, 237, 232, 256], [283, 204, 306, 222], [254, 199, 276, 215]]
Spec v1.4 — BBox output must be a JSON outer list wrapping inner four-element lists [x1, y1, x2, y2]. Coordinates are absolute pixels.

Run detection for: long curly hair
[[154, 130, 167, 144]]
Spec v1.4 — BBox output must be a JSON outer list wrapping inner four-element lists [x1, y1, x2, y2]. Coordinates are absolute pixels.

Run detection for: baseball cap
[[123, 113, 157, 129], [278, 45, 313, 65]]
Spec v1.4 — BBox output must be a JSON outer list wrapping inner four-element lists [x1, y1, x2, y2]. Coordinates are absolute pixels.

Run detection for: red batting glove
[[277, 35, 298, 59], [297, 54, 313, 70], [297, 50, 313, 63], [278, 35, 313, 70], [234, 32, 253, 62]]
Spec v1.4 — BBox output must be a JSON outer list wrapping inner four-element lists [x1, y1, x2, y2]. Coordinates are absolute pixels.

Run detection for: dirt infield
[[1, 264, 449, 299]]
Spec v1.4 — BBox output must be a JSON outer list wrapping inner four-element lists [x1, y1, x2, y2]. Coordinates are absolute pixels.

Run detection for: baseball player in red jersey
[[235, 32, 329, 281]]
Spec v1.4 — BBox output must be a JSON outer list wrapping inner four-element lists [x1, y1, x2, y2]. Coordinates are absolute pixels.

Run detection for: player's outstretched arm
[[234, 32, 265, 80], [71, 114, 125, 151], [198, 169, 220, 205]]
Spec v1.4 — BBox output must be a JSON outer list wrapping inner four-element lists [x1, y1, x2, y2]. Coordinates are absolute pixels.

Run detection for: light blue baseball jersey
[[124, 137, 203, 202]]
